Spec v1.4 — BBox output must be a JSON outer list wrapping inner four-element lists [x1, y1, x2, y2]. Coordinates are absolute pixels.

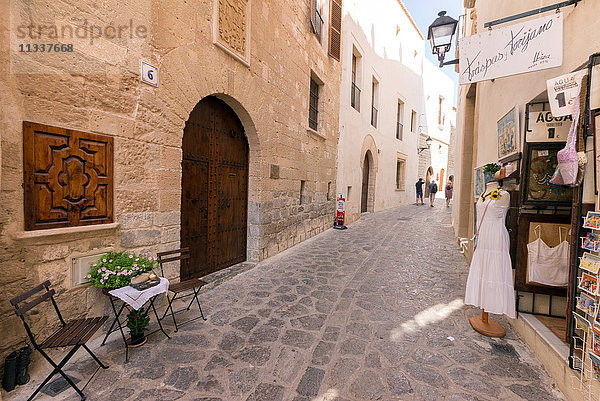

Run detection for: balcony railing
[[396, 122, 403, 140], [371, 106, 378, 128], [351, 82, 361, 111]]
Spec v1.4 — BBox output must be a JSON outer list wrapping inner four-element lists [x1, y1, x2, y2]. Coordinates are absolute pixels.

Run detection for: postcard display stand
[[573, 212, 600, 399], [569, 53, 600, 400]]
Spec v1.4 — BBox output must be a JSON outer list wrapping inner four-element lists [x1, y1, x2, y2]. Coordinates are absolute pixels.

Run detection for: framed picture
[[473, 165, 494, 199], [583, 233, 600, 252], [584, 211, 600, 229], [581, 252, 600, 274], [520, 142, 574, 206], [498, 106, 520, 162], [579, 273, 598, 295], [578, 292, 596, 315]]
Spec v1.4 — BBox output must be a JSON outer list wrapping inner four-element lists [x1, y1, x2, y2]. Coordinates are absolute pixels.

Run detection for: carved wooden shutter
[[23, 122, 114, 230], [328, 0, 342, 60]]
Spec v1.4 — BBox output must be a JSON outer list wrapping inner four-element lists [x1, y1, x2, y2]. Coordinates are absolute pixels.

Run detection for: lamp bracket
[[483, 0, 580, 29]]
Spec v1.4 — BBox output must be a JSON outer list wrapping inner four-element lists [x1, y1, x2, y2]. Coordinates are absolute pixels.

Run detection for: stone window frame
[[308, 71, 324, 133], [395, 154, 407, 191]]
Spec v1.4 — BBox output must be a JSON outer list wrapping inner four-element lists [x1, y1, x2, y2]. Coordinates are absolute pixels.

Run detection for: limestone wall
[[0, 0, 340, 365]]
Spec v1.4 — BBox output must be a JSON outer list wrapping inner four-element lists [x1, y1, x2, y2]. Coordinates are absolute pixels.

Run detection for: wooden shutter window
[[310, 0, 317, 33], [23, 122, 114, 231], [328, 0, 342, 60]]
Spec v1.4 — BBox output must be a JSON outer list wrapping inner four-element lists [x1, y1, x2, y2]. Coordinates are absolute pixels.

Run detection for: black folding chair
[[157, 248, 207, 331], [10, 281, 108, 401]]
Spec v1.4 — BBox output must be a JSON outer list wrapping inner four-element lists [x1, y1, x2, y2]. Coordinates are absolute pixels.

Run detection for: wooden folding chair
[[10, 281, 108, 401], [157, 248, 208, 331]]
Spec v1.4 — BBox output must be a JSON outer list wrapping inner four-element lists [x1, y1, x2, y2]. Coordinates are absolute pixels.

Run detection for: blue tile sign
[[141, 61, 158, 87]]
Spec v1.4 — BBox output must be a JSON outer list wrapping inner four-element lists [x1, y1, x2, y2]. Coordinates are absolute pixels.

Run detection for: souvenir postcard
[[577, 292, 596, 315], [581, 252, 600, 274], [583, 233, 600, 252], [590, 352, 600, 382], [595, 304, 600, 326], [593, 327, 600, 354], [579, 273, 599, 295], [584, 211, 600, 229], [574, 311, 591, 330]]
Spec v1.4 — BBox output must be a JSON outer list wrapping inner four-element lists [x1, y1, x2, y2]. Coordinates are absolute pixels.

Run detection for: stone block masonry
[[0, 0, 341, 368]]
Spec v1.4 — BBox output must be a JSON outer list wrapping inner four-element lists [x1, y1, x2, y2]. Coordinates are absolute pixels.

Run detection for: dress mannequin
[[466, 181, 514, 337], [481, 181, 510, 208]]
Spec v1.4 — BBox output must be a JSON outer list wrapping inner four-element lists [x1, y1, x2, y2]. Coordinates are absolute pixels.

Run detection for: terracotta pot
[[464, 0, 476, 8]]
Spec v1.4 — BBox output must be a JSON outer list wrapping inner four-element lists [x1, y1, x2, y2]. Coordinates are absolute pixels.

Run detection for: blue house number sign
[[141, 61, 158, 87]]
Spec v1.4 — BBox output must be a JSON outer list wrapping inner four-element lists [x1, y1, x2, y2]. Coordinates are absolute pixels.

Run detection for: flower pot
[[127, 334, 147, 348], [464, 0, 476, 8]]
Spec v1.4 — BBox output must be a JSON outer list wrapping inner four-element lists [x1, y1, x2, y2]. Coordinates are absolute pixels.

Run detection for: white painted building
[[337, 0, 456, 223], [419, 59, 457, 198]]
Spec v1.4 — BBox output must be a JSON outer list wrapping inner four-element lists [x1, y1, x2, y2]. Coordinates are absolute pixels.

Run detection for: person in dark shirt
[[415, 178, 424, 205], [428, 181, 438, 207]]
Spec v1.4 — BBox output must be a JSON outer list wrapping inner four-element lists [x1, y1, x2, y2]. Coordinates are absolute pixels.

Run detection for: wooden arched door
[[181, 96, 249, 279], [361, 152, 371, 213]]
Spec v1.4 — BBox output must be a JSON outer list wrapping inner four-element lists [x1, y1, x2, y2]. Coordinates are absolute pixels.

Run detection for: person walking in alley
[[428, 180, 438, 207], [445, 181, 453, 208], [415, 178, 424, 205]]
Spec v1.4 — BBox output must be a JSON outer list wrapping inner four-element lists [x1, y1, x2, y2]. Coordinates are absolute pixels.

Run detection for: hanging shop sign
[[546, 70, 586, 117], [527, 110, 572, 142], [459, 13, 562, 85]]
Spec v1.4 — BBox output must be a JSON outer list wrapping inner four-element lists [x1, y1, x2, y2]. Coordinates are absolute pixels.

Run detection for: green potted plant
[[86, 251, 158, 291], [126, 308, 150, 346]]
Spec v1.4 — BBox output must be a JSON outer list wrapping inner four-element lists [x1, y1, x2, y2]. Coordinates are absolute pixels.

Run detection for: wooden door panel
[[23, 122, 113, 230], [181, 97, 248, 278]]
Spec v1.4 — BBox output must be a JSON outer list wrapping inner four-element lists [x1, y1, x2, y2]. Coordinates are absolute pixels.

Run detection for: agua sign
[[459, 14, 562, 85], [527, 111, 572, 142]]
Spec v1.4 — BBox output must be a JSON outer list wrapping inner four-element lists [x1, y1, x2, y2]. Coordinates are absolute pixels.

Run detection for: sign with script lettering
[[459, 14, 562, 85]]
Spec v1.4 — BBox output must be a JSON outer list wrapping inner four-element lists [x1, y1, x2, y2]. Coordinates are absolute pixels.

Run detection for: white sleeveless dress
[[464, 196, 516, 318]]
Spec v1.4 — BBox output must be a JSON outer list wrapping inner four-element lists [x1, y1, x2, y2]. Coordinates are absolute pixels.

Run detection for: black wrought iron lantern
[[427, 11, 458, 67]]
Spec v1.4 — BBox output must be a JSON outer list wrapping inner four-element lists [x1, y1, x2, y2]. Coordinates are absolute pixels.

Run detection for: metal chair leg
[[29, 346, 84, 401], [193, 287, 207, 321], [82, 344, 108, 369], [165, 293, 179, 332]]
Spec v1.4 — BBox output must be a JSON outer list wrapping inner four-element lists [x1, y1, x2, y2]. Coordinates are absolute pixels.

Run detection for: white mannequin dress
[[465, 195, 516, 318]]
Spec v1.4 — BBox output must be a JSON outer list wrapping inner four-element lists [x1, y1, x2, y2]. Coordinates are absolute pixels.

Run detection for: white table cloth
[[108, 278, 169, 310]]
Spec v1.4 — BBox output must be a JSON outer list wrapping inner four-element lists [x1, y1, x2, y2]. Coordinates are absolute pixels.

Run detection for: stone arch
[[425, 166, 434, 197]]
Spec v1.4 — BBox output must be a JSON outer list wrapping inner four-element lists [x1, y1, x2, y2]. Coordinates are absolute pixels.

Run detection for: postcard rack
[[571, 212, 600, 399]]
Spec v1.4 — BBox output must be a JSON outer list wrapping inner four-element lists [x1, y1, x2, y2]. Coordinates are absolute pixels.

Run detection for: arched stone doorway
[[425, 166, 434, 197], [361, 150, 375, 213], [181, 96, 249, 279]]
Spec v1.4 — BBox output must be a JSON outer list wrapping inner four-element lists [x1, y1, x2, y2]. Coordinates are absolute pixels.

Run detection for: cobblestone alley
[[10, 205, 566, 401]]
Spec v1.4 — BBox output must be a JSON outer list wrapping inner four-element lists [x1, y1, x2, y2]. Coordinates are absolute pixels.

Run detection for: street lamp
[[418, 136, 433, 154], [427, 11, 459, 68]]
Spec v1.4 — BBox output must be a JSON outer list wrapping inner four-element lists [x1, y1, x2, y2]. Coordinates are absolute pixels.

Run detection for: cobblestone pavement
[[9, 205, 566, 401]]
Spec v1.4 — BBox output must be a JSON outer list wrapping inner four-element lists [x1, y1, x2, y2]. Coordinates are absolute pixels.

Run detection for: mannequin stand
[[469, 310, 506, 337]]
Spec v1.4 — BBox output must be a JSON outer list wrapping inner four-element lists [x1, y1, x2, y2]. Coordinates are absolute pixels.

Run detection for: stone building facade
[[0, 0, 341, 364]]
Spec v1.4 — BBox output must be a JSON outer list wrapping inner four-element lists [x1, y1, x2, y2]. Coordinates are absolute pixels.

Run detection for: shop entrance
[[181, 96, 249, 279]]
